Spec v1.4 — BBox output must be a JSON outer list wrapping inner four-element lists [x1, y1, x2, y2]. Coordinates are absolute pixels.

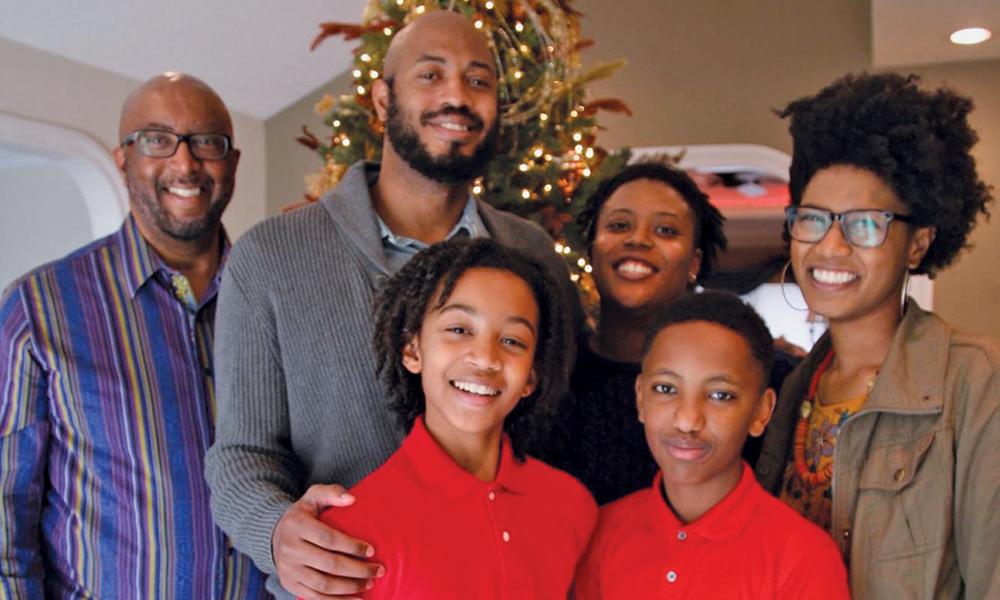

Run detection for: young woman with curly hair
[[534, 163, 730, 505], [755, 72, 998, 599], [316, 238, 596, 598]]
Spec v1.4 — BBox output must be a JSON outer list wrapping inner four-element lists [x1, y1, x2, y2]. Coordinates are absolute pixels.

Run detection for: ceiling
[[873, 0, 1000, 67], [0, 0, 365, 119], [1, 1, 998, 121]]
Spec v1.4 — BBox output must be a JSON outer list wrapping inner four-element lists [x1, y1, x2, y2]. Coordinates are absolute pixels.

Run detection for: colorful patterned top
[[779, 353, 866, 532], [0, 216, 267, 599]]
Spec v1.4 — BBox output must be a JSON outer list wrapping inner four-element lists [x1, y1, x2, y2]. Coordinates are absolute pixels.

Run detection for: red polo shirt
[[319, 417, 597, 599], [574, 463, 848, 599]]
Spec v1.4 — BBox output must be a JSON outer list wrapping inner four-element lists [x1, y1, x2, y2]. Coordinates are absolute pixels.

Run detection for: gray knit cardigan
[[205, 162, 577, 597]]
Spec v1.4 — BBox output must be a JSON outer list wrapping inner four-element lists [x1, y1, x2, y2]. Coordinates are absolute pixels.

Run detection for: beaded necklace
[[792, 351, 878, 488], [792, 351, 835, 487]]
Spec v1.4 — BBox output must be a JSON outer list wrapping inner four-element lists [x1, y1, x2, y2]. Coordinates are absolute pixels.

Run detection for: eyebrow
[[438, 303, 537, 334], [649, 369, 738, 384], [143, 122, 177, 132], [606, 208, 682, 218], [415, 54, 496, 75]]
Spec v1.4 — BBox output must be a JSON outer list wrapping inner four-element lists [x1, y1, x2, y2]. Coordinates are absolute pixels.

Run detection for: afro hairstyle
[[779, 72, 993, 276]]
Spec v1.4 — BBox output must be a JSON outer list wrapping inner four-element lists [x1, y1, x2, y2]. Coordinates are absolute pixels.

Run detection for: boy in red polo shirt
[[315, 239, 596, 599], [574, 292, 848, 599]]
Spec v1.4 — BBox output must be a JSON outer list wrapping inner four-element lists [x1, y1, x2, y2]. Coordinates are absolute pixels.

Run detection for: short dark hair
[[372, 238, 573, 460], [642, 291, 774, 389], [577, 161, 728, 280], [779, 72, 993, 276]]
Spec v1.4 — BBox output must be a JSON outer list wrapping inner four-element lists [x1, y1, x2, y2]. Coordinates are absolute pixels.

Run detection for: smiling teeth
[[438, 121, 470, 131], [812, 268, 858, 285], [168, 186, 201, 198], [617, 261, 653, 276], [452, 380, 500, 396]]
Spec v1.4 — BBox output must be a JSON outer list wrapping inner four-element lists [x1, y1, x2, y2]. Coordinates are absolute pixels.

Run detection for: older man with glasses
[[0, 72, 268, 598]]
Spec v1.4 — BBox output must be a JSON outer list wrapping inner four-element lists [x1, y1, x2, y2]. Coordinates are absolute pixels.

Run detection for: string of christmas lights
[[299, 0, 632, 289]]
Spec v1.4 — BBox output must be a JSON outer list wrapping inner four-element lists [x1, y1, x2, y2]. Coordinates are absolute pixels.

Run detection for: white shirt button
[[488, 491, 496, 501], [502, 530, 511, 542], [666, 570, 678, 583], [677, 531, 687, 541]]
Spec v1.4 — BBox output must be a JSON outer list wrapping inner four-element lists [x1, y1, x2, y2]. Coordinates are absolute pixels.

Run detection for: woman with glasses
[[756, 72, 998, 599]]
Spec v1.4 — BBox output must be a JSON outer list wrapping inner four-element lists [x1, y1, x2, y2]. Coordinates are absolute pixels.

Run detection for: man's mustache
[[420, 105, 485, 131]]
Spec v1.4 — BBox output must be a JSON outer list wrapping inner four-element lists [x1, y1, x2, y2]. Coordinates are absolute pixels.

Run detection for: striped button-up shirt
[[0, 216, 268, 599]]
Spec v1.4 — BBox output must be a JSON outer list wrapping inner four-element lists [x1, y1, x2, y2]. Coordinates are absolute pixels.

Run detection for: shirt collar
[[865, 299, 947, 413], [644, 462, 762, 541], [376, 193, 484, 252], [400, 416, 529, 504], [117, 213, 231, 302]]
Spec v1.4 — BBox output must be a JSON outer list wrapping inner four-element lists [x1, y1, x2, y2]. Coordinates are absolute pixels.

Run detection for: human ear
[[749, 388, 777, 438], [688, 248, 703, 284], [372, 78, 391, 123], [520, 369, 537, 399], [634, 375, 646, 424], [906, 226, 936, 270], [401, 334, 422, 374], [113, 146, 127, 175]]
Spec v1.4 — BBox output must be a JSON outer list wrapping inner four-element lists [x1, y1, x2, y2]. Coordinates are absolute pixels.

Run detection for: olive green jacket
[[755, 300, 1000, 600]]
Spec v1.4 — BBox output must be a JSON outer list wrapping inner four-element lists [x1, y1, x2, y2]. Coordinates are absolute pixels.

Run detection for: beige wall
[[0, 38, 268, 240], [900, 60, 1000, 336], [264, 71, 353, 215], [260, 0, 998, 334], [574, 0, 872, 153]]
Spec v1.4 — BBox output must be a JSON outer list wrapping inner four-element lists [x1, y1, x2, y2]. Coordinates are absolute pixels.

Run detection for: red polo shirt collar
[[400, 417, 530, 504], [643, 463, 762, 541]]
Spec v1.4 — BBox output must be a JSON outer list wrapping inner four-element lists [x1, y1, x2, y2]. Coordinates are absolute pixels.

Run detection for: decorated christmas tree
[[299, 0, 630, 286]]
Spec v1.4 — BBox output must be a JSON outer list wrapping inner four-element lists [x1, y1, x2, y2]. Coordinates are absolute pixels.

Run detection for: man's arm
[[0, 287, 49, 599], [205, 241, 381, 598], [206, 243, 311, 571]]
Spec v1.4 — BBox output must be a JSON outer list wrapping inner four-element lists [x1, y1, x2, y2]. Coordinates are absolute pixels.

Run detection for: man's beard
[[385, 87, 498, 185], [127, 175, 231, 242]]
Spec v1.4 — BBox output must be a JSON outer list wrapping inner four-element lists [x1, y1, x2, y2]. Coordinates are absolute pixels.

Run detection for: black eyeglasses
[[785, 205, 915, 248], [121, 129, 232, 160]]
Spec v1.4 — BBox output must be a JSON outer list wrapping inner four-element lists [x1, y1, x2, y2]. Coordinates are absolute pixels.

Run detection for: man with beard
[[0, 73, 268, 598], [205, 10, 578, 600]]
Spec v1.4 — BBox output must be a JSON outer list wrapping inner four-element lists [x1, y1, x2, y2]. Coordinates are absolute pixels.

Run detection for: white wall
[[0, 162, 92, 289], [0, 37, 268, 241]]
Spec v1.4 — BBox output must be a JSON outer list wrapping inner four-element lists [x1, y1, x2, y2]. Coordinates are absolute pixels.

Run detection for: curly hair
[[643, 291, 774, 390], [372, 238, 573, 460], [577, 161, 728, 281], [779, 72, 993, 275]]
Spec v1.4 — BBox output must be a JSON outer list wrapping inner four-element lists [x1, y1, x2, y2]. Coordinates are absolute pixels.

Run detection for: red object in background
[[703, 180, 790, 209], [685, 170, 790, 209]]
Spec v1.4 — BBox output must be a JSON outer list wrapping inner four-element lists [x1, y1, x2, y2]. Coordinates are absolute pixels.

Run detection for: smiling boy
[[574, 291, 848, 599]]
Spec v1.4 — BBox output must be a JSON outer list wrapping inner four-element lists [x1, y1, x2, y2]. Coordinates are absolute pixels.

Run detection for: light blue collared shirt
[[376, 194, 489, 274]]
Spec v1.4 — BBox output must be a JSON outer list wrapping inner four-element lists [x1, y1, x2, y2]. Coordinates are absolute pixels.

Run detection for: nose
[[672, 396, 705, 434], [466, 337, 501, 373], [624, 224, 653, 248], [810, 219, 853, 258], [439, 72, 473, 111], [167, 137, 203, 175]]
